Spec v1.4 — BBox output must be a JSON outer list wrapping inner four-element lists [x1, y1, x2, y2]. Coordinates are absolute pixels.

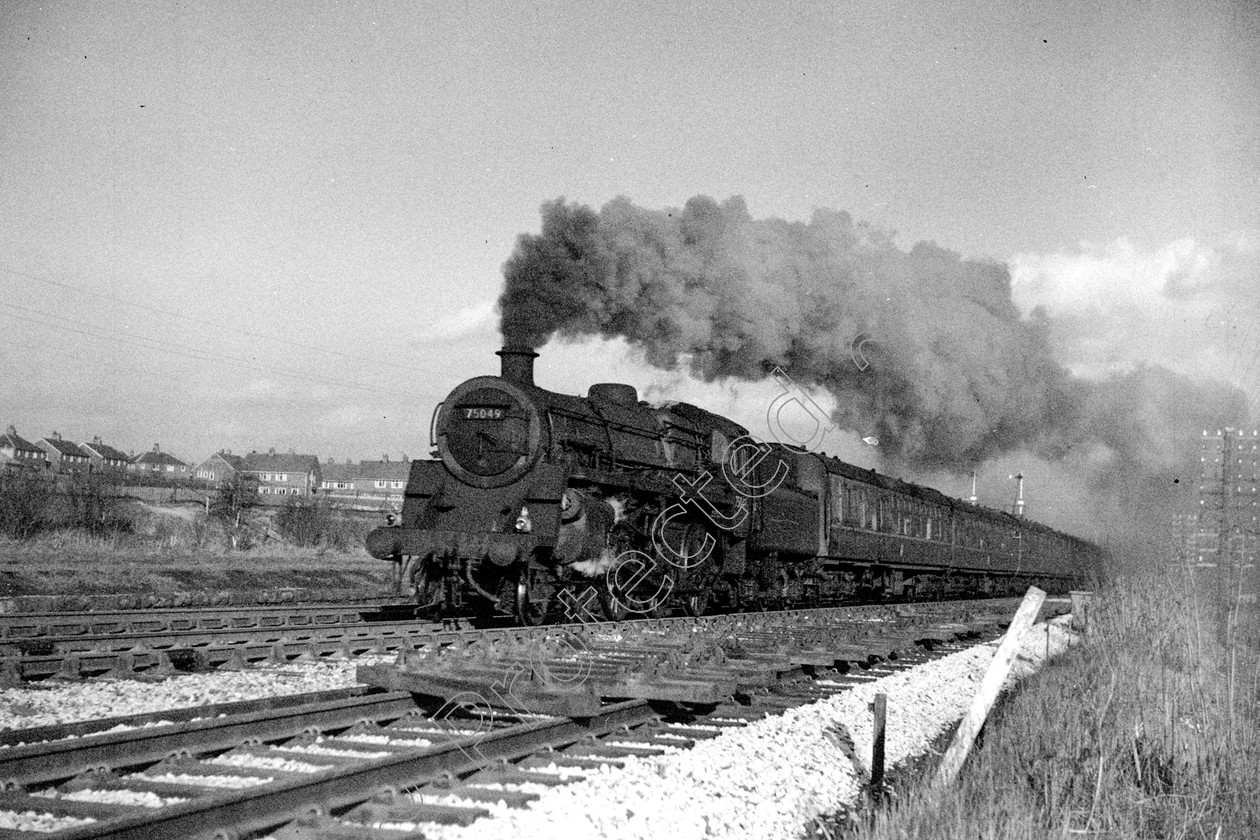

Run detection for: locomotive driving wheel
[[683, 588, 710, 617], [515, 563, 553, 626], [598, 583, 630, 621]]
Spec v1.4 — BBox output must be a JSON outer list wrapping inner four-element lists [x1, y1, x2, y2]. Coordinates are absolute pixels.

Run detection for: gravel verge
[[0, 659, 388, 731], [380, 616, 1079, 840], [0, 615, 1077, 840]]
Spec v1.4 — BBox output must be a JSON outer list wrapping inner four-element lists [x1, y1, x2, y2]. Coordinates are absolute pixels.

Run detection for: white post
[[932, 585, 1046, 789]]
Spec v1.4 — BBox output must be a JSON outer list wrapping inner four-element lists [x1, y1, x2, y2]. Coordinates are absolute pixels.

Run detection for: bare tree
[[211, 473, 259, 550]]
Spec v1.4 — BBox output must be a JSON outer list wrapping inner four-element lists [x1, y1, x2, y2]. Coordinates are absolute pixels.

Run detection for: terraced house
[[130, 444, 190, 479], [193, 450, 245, 484], [37, 432, 91, 474], [80, 436, 130, 475], [0, 426, 47, 474], [241, 449, 321, 502], [319, 456, 410, 509]]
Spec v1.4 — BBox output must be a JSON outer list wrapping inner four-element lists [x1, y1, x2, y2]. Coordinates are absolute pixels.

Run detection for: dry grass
[[830, 570, 1259, 839], [0, 505, 393, 599]]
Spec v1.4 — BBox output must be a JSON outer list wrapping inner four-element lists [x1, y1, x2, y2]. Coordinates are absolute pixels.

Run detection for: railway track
[[0, 602, 442, 683], [0, 598, 1054, 838], [0, 601, 420, 642], [0, 597, 1019, 685]]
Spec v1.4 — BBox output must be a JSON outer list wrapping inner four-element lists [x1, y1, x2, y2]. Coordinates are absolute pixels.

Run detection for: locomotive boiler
[[366, 346, 1102, 623]]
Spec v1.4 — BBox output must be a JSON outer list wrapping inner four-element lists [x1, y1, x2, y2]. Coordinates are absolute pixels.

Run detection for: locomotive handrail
[[429, 400, 445, 448]]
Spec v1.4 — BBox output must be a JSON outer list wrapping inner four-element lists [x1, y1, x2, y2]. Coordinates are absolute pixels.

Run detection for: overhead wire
[[0, 262, 490, 380], [0, 303, 446, 402]]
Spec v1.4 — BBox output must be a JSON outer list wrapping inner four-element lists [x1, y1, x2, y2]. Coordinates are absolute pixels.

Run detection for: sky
[[2, 1, 1258, 540]]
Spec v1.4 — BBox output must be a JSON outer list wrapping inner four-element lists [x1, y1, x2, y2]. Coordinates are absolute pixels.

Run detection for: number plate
[[462, 406, 506, 420]]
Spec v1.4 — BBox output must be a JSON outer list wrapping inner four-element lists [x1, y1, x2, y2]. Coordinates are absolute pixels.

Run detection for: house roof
[[1, 426, 42, 454], [215, 452, 245, 470], [133, 448, 189, 467], [194, 452, 245, 471], [81, 439, 130, 462], [39, 436, 91, 458], [241, 451, 320, 474], [322, 460, 411, 482]]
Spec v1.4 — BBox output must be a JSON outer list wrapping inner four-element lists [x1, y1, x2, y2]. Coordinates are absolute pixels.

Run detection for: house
[[37, 432, 92, 475], [240, 449, 321, 503], [130, 444, 191, 479], [80, 436, 130, 474], [0, 426, 48, 474], [318, 455, 410, 509], [193, 450, 245, 485]]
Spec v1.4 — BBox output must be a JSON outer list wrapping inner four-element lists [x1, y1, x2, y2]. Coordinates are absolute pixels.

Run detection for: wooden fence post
[[871, 692, 887, 790], [932, 585, 1046, 790], [1069, 590, 1092, 636]]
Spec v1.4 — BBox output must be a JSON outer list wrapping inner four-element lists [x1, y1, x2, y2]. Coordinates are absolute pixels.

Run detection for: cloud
[[1010, 233, 1260, 415], [411, 300, 496, 345]]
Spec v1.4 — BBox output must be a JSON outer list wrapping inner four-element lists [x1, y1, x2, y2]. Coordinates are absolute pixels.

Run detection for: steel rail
[[51, 700, 657, 840], [0, 688, 419, 787], [0, 685, 379, 748], [0, 602, 414, 642]]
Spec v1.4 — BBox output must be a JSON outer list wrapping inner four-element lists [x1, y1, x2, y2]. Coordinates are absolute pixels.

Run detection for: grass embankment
[[0, 503, 394, 601], [835, 573, 1259, 839]]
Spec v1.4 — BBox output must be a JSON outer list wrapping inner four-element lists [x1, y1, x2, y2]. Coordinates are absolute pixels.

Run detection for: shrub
[[63, 473, 130, 536], [0, 473, 52, 539], [274, 498, 365, 550]]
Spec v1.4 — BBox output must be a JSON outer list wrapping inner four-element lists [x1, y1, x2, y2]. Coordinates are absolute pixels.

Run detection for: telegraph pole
[[1203, 428, 1260, 639], [1218, 429, 1232, 642]]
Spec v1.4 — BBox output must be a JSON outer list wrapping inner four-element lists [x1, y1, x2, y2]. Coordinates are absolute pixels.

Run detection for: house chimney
[[402, 452, 409, 462], [52, 431, 61, 441], [5, 425, 14, 436], [269, 447, 276, 456], [497, 346, 539, 386], [93, 435, 102, 445], [153, 443, 160, 452], [383, 453, 389, 463]]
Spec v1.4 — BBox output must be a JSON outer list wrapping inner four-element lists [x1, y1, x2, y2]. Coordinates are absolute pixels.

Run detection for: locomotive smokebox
[[497, 345, 539, 386]]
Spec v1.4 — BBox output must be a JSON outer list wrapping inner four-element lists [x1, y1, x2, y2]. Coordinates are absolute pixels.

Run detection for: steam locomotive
[[366, 346, 1102, 623]]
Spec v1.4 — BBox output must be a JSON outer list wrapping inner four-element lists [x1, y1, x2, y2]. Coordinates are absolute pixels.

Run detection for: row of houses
[[1, 427, 187, 477], [196, 449, 411, 506], [1, 426, 412, 509]]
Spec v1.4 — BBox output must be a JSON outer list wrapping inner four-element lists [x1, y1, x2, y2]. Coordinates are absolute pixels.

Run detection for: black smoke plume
[[499, 196, 1249, 551]]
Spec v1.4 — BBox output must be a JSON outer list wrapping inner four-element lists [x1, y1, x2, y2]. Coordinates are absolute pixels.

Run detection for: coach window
[[796, 455, 824, 498], [710, 431, 729, 465], [828, 475, 845, 527], [842, 482, 860, 527]]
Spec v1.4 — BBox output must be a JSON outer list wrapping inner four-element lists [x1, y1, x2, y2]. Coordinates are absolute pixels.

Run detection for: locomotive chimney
[[497, 345, 539, 386]]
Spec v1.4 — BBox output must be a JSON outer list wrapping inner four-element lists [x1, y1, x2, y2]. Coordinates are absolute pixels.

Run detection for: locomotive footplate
[[368, 529, 539, 567]]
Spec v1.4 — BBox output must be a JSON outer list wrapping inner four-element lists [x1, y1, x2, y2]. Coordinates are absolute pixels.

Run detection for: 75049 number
[[462, 407, 505, 420]]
